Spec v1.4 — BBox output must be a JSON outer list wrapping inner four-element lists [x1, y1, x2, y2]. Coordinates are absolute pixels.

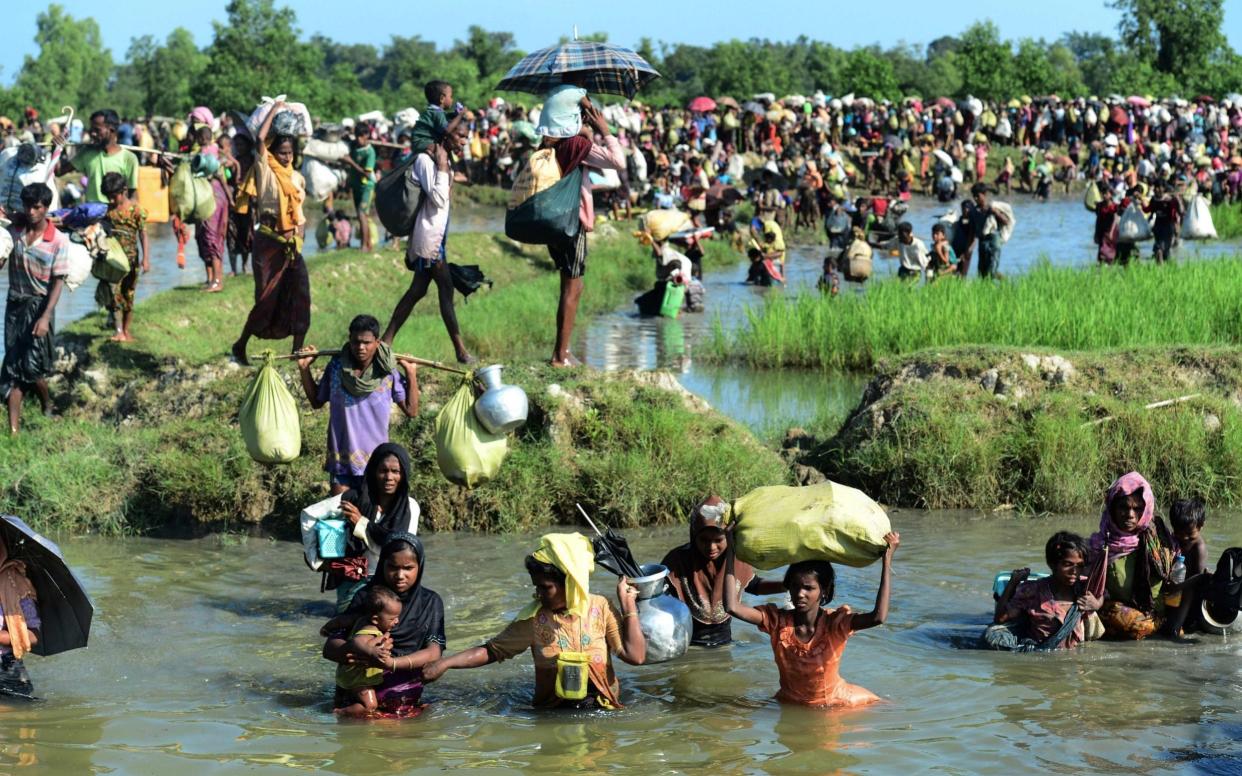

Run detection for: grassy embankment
[[706, 256, 1242, 371], [805, 346, 1242, 513], [0, 231, 788, 536], [1210, 202, 1242, 240]]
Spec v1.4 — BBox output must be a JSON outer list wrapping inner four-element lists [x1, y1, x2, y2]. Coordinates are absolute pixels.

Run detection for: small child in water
[[988, 531, 1103, 651], [333, 211, 352, 250], [725, 531, 899, 707], [1167, 499, 1209, 639], [929, 223, 957, 276], [335, 586, 402, 716]]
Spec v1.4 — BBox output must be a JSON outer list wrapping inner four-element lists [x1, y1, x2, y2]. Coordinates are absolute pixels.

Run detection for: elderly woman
[[423, 533, 645, 710], [661, 496, 784, 647], [1092, 472, 1176, 640]]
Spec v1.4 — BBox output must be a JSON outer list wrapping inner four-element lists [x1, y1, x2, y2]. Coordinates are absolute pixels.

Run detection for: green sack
[[91, 236, 130, 282], [1083, 181, 1102, 212], [239, 353, 302, 464], [433, 376, 508, 487], [731, 481, 891, 570], [659, 282, 685, 319], [169, 161, 218, 224], [505, 167, 584, 245]]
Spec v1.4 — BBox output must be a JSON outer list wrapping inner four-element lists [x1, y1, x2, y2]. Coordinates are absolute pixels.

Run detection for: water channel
[[11, 515, 1242, 774]]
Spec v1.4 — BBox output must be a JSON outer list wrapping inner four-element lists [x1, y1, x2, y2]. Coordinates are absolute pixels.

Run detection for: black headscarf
[[348, 533, 445, 656], [341, 442, 414, 556]]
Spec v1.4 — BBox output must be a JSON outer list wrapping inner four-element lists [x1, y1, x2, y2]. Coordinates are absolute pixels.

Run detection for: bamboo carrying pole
[[39, 140, 190, 159], [265, 349, 469, 375], [1080, 393, 1202, 428]]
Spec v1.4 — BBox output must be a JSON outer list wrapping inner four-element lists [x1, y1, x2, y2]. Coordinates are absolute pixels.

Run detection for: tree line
[[2, 0, 1238, 122]]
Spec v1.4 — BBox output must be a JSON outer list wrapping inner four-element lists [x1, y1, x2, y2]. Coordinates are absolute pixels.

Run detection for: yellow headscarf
[[518, 533, 595, 621], [235, 149, 304, 233]]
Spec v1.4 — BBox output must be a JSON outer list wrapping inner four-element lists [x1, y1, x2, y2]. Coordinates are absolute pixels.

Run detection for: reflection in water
[[6, 517, 1242, 773]]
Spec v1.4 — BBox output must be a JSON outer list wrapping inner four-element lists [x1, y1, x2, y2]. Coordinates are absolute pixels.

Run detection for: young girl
[[333, 585, 404, 716], [101, 172, 149, 342], [725, 531, 899, 707], [987, 531, 1103, 651], [929, 223, 957, 276]]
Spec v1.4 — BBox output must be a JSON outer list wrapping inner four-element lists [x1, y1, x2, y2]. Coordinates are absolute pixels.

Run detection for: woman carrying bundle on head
[[230, 100, 311, 365]]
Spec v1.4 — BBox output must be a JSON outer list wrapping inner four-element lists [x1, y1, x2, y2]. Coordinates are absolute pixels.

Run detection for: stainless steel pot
[[472, 364, 528, 434], [631, 563, 691, 663]]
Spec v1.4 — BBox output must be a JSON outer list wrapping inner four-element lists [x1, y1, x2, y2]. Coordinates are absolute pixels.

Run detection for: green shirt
[[71, 146, 139, 203], [349, 144, 376, 190], [1106, 552, 1165, 615]]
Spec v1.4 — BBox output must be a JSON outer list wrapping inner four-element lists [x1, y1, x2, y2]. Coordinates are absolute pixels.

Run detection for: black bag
[[1206, 548, 1242, 624], [504, 167, 583, 245], [375, 152, 425, 237], [448, 263, 493, 299]]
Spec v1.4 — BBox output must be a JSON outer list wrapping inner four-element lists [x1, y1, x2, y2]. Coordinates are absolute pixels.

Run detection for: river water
[[13, 514, 1242, 774]]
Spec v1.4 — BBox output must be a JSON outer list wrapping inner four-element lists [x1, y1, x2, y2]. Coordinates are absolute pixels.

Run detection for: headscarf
[[518, 533, 594, 620], [341, 443, 414, 555], [0, 538, 37, 659], [552, 134, 592, 176], [537, 85, 588, 138], [337, 341, 397, 399], [235, 143, 304, 233], [1089, 472, 1155, 560], [348, 533, 444, 656], [663, 497, 754, 625], [188, 106, 215, 130]]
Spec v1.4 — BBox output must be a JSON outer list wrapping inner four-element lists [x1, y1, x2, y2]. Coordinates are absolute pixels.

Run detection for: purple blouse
[[0, 598, 41, 656]]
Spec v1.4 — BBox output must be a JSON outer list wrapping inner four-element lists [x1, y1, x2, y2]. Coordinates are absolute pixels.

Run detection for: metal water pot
[[631, 563, 691, 663], [472, 364, 528, 434]]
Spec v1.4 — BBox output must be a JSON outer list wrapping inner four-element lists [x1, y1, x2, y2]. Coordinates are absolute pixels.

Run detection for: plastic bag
[[246, 97, 312, 138], [1083, 181, 1102, 212], [302, 138, 349, 163], [507, 149, 562, 209], [433, 377, 508, 487], [0, 227, 11, 263], [845, 239, 873, 281], [1117, 204, 1153, 243], [169, 161, 217, 224], [91, 236, 130, 282], [302, 158, 345, 203], [731, 481, 892, 569], [1182, 195, 1218, 240], [988, 201, 1015, 243], [505, 167, 584, 245], [239, 353, 302, 464]]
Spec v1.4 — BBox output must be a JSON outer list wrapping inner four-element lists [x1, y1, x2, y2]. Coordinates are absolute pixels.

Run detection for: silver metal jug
[[472, 364, 528, 434], [631, 563, 691, 663]]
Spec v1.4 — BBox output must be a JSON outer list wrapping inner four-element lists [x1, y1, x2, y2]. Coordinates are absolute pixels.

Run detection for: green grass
[[808, 346, 1242, 512], [1210, 202, 1242, 240], [0, 231, 783, 536], [706, 256, 1242, 371]]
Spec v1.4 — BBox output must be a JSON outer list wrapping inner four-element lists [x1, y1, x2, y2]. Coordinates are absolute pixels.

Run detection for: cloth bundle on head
[[409, 107, 459, 155], [663, 496, 753, 627], [1090, 471, 1154, 560], [518, 533, 595, 620], [0, 539, 36, 659], [537, 85, 588, 138]]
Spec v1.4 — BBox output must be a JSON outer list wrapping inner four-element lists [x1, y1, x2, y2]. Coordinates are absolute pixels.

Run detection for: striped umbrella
[[497, 39, 660, 99]]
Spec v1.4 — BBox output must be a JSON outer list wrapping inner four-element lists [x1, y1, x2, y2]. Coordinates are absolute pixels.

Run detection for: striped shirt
[[7, 221, 70, 298]]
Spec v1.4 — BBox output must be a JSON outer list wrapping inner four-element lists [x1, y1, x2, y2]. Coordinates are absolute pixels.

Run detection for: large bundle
[[1083, 181, 1102, 212], [505, 167, 583, 245], [246, 96, 312, 138], [374, 154, 422, 237], [731, 481, 891, 569], [1117, 204, 1153, 243], [507, 149, 562, 209], [90, 237, 130, 283], [239, 354, 302, 464], [1182, 195, 1218, 240], [989, 201, 1015, 243], [62, 241, 92, 292], [844, 237, 873, 281], [642, 209, 693, 243], [168, 161, 216, 224], [302, 158, 346, 203], [303, 138, 349, 163], [433, 377, 508, 487]]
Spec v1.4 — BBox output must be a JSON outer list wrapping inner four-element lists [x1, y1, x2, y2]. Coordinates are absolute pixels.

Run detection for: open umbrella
[[935, 97, 956, 109], [932, 148, 954, 167], [497, 38, 659, 99], [716, 96, 739, 110], [0, 516, 93, 656], [688, 96, 716, 113], [742, 101, 766, 116], [1127, 96, 1151, 108]]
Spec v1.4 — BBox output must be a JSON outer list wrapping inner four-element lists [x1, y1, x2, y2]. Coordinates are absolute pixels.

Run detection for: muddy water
[[10, 514, 1242, 773]]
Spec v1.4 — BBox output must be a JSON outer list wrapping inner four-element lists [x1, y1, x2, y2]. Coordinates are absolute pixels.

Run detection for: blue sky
[[4, 0, 1242, 86]]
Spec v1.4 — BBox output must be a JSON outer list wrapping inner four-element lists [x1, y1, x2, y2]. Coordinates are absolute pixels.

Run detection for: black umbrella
[[576, 505, 642, 578], [0, 516, 93, 656]]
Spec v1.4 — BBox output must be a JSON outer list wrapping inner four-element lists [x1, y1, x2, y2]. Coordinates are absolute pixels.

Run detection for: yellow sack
[[731, 482, 891, 569], [433, 377, 508, 487], [642, 209, 692, 242], [508, 149, 563, 209], [239, 353, 302, 464]]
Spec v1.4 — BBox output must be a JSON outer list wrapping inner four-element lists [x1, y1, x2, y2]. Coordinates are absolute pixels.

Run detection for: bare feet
[[231, 341, 250, 366], [456, 352, 477, 365], [550, 353, 582, 368]]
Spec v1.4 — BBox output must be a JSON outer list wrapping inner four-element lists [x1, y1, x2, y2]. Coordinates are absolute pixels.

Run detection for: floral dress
[[108, 203, 146, 312]]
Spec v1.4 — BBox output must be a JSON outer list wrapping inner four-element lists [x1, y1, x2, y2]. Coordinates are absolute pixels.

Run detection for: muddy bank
[[795, 346, 1242, 513]]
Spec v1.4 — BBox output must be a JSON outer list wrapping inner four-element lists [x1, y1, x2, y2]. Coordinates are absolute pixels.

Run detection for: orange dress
[[756, 604, 880, 708]]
